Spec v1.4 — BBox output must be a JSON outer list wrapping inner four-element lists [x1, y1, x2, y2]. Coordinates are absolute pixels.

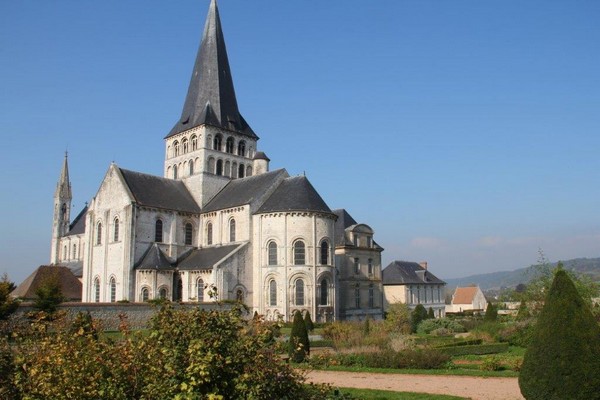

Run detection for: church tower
[[50, 153, 72, 264], [164, 0, 260, 207]]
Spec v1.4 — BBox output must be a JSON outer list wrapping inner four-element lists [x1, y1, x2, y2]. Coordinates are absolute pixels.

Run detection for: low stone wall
[[11, 302, 230, 331]]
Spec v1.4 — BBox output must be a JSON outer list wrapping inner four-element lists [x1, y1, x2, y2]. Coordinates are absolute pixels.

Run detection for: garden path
[[305, 370, 524, 400]]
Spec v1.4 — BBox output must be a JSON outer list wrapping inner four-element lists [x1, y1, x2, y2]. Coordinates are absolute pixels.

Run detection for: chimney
[[419, 261, 428, 270]]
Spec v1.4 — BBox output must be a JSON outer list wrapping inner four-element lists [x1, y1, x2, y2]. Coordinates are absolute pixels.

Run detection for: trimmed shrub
[[484, 303, 498, 322], [436, 338, 483, 348], [416, 318, 466, 334], [438, 343, 509, 356], [304, 311, 314, 332], [496, 319, 536, 347], [289, 310, 310, 362], [427, 307, 435, 319], [362, 349, 450, 369], [411, 304, 428, 332], [480, 356, 503, 371], [519, 268, 600, 399], [384, 303, 412, 334]]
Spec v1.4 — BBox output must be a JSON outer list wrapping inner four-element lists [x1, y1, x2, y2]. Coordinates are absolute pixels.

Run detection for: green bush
[[384, 303, 412, 334], [519, 268, 600, 399], [416, 318, 466, 334], [484, 303, 498, 322], [496, 319, 536, 347], [411, 304, 428, 332], [436, 339, 483, 348], [304, 310, 315, 332], [289, 310, 310, 362], [363, 349, 450, 369], [438, 343, 509, 356], [480, 356, 503, 371]]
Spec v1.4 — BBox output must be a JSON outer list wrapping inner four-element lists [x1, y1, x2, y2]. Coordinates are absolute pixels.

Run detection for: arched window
[[229, 219, 236, 242], [197, 278, 204, 302], [73, 244, 77, 259], [191, 135, 198, 150], [206, 222, 213, 245], [226, 137, 234, 153], [232, 162, 238, 178], [320, 279, 328, 306], [93, 277, 100, 302], [114, 218, 119, 242], [159, 287, 168, 299], [216, 159, 223, 176], [320, 241, 329, 265], [268, 241, 277, 265], [155, 219, 163, 243], [238, 141, 246, 156], [173, 141, 180, 156], [224, 160, 231, 176], [236, 289, 244, 303], [293, 240, 305, 265], [185, 223, 193, 245], [189, 161, 194, 175], [207, 157, 215, 173], [269, 280, 277, 306], [141, 287, 149, 302], [96, 222, 102, 245], [175, 278, 183, 302], [110, 277, 116, 302], [354, 285, 360, 309], [368, 258, 373, 275], [173, 164, 178, 179], [246, 165, 253, 177], [369, 284, 374, 308], [182, 138, 188, 153], [213, 134, 222, 151], [238, 164, 245, 178], [295, 279, 305, 306]]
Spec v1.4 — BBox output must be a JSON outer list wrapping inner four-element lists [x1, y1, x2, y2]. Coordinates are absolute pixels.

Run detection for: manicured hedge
[[436, 339, 483, 348], [438, 343, 509, 356]]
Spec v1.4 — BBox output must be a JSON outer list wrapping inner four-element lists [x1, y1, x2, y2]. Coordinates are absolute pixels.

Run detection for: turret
[[50, 153, 72, 264], [253, 151, 270, 175]]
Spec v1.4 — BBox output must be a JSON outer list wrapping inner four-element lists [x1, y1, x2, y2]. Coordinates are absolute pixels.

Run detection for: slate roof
[[119, 168, 200, 213], [253, 151, 270, 161], [134, 244, 173, 271], [177, 243, 242, 270], [203, 169, 287, 213], [11, 265, 82, 301], [332, 209, 357, 246], [452, 287, 480, 304], [382, 261, 446, 285], [65, 205, 88, 236], [257, 176, 332, 214], [167, 0, 256, 139]]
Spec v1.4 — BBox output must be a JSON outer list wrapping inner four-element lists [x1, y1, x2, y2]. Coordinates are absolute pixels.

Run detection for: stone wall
[[11, 302, 230, 331]]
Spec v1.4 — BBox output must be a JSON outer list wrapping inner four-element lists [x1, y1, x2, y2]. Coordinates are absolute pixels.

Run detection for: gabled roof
[[167, 0, 256, 139], [333, 209, 357, 246], [65, 205, 88, 236], [134, 244, 173, 271], [119, 168, 200, 213], [177, 243, 243, 270], [203, 169, 288, 213], [382, 261, 446, 285], [257, 176, 332, 214], [11, 265, 82, 300], [452, 287, 480, 305]]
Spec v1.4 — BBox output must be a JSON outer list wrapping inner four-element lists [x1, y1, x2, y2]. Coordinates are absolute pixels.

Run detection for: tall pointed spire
[[55, 151, 72, 199], [167, 0, 256, 139]]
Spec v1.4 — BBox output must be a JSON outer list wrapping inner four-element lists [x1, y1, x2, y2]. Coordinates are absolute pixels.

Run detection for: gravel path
[[305, 370, 524, 400]]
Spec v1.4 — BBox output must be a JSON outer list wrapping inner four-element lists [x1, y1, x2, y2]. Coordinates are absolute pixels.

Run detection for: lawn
[[336, 387, 468, 399]]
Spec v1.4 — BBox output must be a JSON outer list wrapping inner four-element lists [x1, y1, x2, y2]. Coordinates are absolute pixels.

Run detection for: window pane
[[229, 219, 236, 242], [269, 280, 277, 306], [207, 223, 213, 245], [296, 279, 305, 306], [185, 223, 193, 245], [294, 241, 305, 265], [320, 279, 328, 306], [268, 242, 277, 265], [197, 279, 204, 301], [155, 220, 163, 242], [320, 241, 329, 265]]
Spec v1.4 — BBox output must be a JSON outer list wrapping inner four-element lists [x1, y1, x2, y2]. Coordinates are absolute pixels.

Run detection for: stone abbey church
[[50, 0, 383, 322]]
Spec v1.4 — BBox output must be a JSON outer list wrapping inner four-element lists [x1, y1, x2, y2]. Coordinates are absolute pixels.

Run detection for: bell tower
[[50, 152, 72, 264]]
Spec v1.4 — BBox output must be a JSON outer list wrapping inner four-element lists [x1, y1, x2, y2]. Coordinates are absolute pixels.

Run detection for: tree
[[411, 304, 428, 333], [384, 303, 412, 334], [33, 275, 64, 314], [288, 311, 309, 363], [0, 274, 18, 320], [484, 302, 498, 322], [427, 307, 435, 319], [303, 310, 314, 332], [519, 268, 600, 399]]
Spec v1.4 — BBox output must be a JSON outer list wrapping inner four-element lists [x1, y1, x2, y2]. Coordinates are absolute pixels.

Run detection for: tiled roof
[[257, 176, 332, 214], [134, 244, 173, 271], [11, 265, 82, 301], [119, 168, 200, 213], [65, 205, 88, 236], [382, 261, 446, 285], [452, 287, 479, 304], [177, 243, 243, 270], [332, 209, 357, 246], [203, 169, 287, 213]]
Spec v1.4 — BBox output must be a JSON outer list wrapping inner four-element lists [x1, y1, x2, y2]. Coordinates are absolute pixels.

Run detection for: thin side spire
[[167, 0, 256, 139], [55, 152, 72, 199]]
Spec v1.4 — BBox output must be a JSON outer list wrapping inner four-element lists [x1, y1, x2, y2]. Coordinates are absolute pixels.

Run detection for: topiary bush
[[289, 310, 310, 363], [416, 318, 466, 334], [304, 311, 314, 332], [519, 268, 600, 399], [411, 304, 428, 332]]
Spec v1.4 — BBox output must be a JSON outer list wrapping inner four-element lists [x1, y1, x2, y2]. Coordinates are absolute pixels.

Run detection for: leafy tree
[[288, 310, 309, 362], [33, 274, 64, 314], [519, 268, 600, 399], [427, 307, 435, 319], [484, 302, 498, 322], [411, 304, 428, 332], [304, 310, 314, 332], [384, 303, 412, 334], [0, 274, 18, 320]]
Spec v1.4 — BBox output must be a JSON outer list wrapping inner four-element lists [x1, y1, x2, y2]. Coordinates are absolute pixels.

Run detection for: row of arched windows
[[154, 219, 195, 245], [95, 217, 122, 246], [170, 135, 198, 158], [138, 279, 207, 302], [92, 276, 117, 303], [204, 219, 236, 245], [169, 158, 199, 179], [62, 242, 80, 261], [266, 278, 331, 307], [207, 157, 252, 178], [211, 134, 247, 156], [354, 284, 376, 309], [266, 240, 330, 266]]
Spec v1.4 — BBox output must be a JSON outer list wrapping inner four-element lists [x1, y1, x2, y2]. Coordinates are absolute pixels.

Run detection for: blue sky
[[1, 1, 599, 284]]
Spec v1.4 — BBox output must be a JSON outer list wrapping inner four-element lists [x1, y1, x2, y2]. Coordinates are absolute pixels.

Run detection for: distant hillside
[[443, 257, 600, 290]]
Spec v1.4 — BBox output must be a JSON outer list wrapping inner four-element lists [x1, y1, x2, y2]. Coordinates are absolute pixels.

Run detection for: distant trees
[[519, 268, 600, 399], [0, 274, 18, 320], [33, 274, 64, 314]]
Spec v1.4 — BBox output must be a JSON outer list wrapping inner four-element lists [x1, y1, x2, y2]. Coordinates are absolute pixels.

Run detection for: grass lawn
[[306, 365, 519, 378], [336, 387, 468, 399]]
